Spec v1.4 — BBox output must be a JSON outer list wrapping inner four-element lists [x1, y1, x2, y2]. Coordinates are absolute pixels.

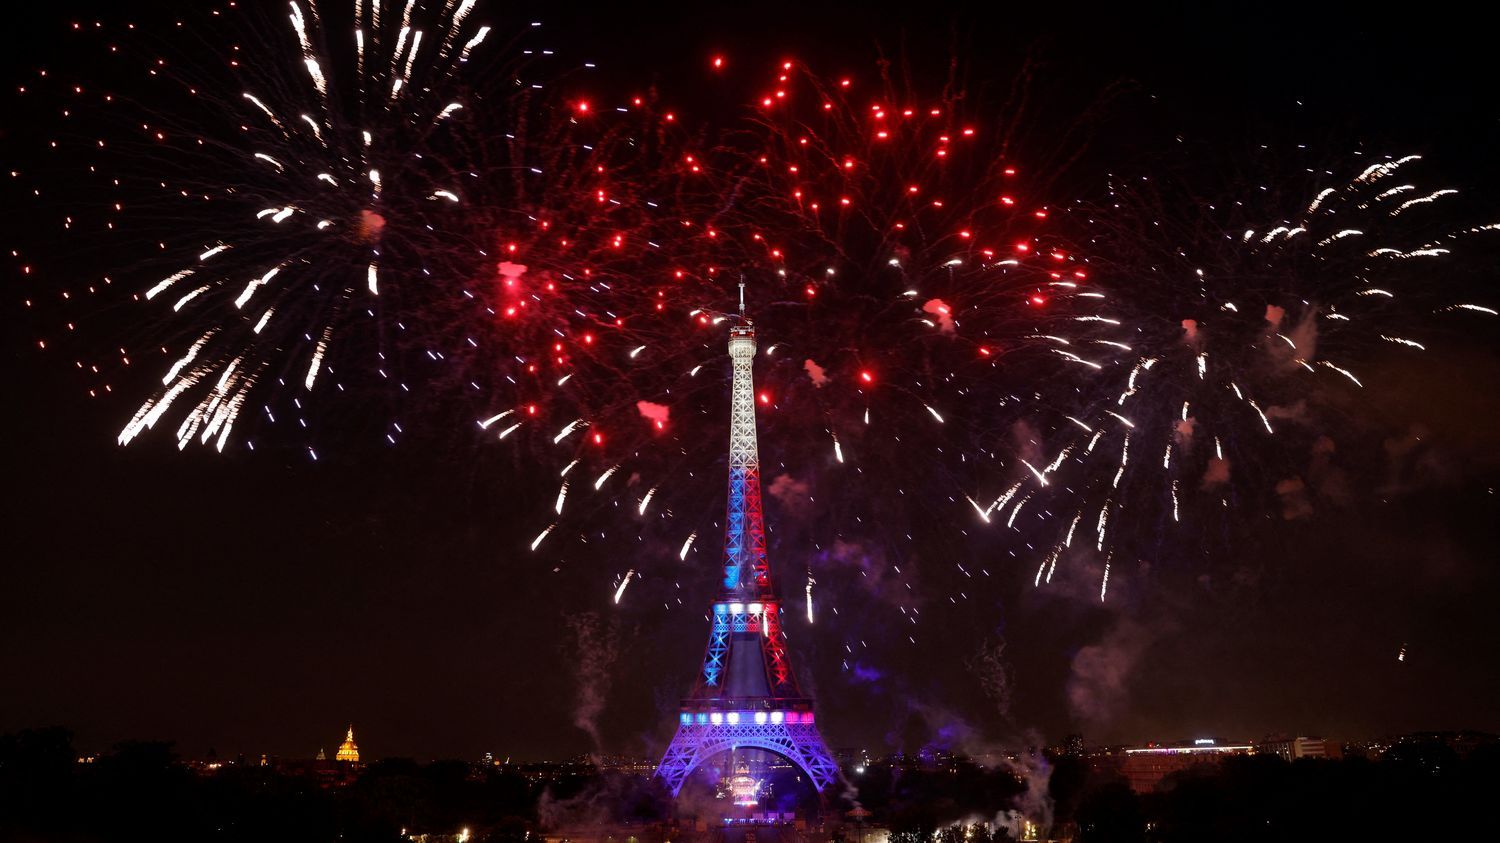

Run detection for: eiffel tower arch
[[657, 289, 839, 797]]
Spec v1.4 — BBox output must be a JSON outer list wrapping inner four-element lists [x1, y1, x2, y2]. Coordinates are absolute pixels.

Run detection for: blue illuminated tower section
[[657, 292, 838, 796]]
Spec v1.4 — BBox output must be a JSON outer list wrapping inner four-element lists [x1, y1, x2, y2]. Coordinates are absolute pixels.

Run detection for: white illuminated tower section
[[656, 285, 839, 796]]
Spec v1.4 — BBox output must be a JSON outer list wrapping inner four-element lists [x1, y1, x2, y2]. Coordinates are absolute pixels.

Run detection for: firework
[[432, 53, 1131, 633], [31, 8, 1486, 632], [29, 8, 1121, 629], [992, 151, 1499, 598], [23, 2, 520, 452]]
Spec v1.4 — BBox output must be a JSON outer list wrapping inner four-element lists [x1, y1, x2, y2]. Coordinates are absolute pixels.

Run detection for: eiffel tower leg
[[782, 722, 840, 792], [657, 724, 707, 796]]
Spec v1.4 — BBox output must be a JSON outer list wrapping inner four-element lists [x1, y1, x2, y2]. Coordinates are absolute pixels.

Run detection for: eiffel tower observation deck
[[656, 285, 838, 796]]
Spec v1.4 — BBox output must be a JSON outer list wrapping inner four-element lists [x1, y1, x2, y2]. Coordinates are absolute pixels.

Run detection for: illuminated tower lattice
[[656, 288, 838, 796]]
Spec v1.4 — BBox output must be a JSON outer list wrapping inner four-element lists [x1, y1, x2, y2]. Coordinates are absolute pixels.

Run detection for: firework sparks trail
[[32, 7, 1499, 619], [1005, 150, 1498, 588], [35, 2, 513, 455], [399, 49, 1147, 608], [613, 569, 635, 604]]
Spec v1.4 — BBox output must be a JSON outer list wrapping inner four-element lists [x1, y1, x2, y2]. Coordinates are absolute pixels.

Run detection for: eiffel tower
[[656, 284, 839, 796]]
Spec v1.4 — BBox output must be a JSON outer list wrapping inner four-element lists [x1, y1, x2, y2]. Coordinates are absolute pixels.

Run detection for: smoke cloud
[[999, 748, 1054, 838], [1066, 618, 1156, 730], [537, 772, 670, 830], [1275, 476, 1315, 520], [803, 358, 829, 387], [966, 637, 1015, 722], [635, 400, 670, 427], [357, 209, 387, 243], [565, 613, 620, 756], [1267, 399, 1309, 424], [1174, 416, 1197, 448], [1264, 304, 1285, 330], [1201, 457, 1231, 488], [814, 539, 909, 605], [1181, 318, 1202, 348], [924, 298, 956, 333], [767, 472, 812, 514], [1010, 419, 1045, 468], [1286, 308, 1320, 361]]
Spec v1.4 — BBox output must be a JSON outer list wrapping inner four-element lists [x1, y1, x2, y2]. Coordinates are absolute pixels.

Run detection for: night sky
[[3, 2, 1498, 764]]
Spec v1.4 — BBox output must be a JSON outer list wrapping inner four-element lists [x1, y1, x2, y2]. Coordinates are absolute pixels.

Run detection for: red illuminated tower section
[[656, 288, 838, 796]]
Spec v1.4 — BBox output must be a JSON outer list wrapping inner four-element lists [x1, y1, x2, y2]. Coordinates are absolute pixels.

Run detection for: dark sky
[[3, 2, 1498, 763]]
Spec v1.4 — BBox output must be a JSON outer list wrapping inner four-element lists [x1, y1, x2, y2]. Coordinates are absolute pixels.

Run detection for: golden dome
[[336, 726, 360, 763]]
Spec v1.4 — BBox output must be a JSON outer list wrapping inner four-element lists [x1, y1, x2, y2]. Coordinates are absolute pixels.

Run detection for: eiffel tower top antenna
[[738, 276, 747, 319]]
